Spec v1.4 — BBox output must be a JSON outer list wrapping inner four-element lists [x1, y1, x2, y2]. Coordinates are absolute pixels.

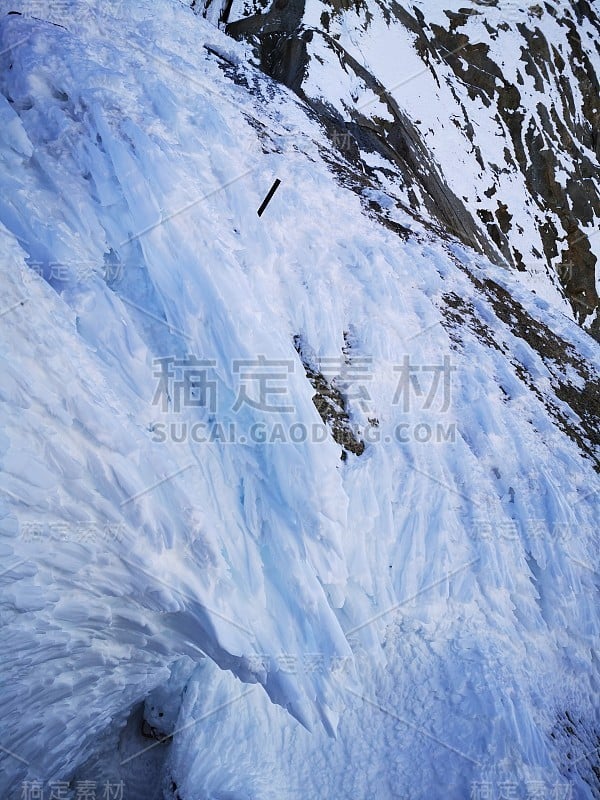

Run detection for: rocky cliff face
[[192, 0, 600, 340]]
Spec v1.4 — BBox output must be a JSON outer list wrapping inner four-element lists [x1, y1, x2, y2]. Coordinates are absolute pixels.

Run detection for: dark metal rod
[[257, 178, 281, 217]]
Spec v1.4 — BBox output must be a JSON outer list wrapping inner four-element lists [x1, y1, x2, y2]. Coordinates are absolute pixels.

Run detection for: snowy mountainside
[[196, 0, 600, 338], [0, 2, 599, 799]]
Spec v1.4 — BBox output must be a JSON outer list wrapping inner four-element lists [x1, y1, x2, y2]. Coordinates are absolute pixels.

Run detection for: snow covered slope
[[207, 0, 600, 338], [0, 1, 599, 798]]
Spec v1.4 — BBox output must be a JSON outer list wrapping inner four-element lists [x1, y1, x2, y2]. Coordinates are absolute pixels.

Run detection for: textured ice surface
[[0, 2, 598, 798]]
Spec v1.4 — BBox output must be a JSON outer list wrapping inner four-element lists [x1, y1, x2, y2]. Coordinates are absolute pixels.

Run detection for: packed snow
[[0, 1, 598, 798]]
